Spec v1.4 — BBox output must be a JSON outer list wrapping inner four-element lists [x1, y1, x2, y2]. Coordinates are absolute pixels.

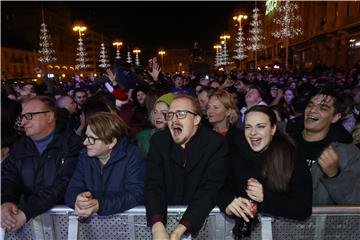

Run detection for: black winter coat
[[1, 125, 83, 220], [145, 126, 229, 235]]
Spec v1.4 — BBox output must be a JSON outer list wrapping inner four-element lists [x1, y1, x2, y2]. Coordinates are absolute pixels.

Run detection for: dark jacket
[[218, 128, 312, 221], [145, 126, 229, 235], [1, 125, 83, 221], [65, 139, 145, 215]]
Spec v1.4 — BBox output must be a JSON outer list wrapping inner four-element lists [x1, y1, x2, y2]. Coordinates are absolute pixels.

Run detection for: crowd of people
[[1, 58, 360, 239]]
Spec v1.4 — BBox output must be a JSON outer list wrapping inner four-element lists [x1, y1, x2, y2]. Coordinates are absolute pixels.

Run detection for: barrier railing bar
[[1, 205, 360, 240], [312, 206, 360, 214]]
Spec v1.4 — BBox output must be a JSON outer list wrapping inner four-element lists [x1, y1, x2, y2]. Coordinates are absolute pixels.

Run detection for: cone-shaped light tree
[[98, 43, 110, 69], [247, 7, 265, 68], [272, 0, 303, 69]]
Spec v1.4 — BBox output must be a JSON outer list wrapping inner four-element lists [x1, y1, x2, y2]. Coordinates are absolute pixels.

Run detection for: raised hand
[[220, 79, 235, 89], [104, 68, 117, 85], [148, 57, 161, 81]]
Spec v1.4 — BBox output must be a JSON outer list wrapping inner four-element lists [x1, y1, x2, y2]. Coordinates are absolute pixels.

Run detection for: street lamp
[[233, 14, 248, 29], [220, 35, 230, 66], [73, 25, 87, 39], [113, 41, 123, 60], [133, 49, 141, 66], [158, 50, 166, 66]]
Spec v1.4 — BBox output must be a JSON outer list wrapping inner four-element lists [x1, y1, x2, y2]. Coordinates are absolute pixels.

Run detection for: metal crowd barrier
[[1, 206, 360, 239]]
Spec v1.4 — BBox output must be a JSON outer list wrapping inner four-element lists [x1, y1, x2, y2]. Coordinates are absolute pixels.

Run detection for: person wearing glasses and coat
[[1, 96, 83, 232], [145, 94, 229, 240], [65, 112, 145, 218]]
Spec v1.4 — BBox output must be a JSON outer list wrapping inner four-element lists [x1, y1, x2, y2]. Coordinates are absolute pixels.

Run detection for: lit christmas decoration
[[38, 8, 56, 64], [272, 0, 303, 69], [113, 41, 123, 60], [233, 26, 247, 61], [115, 49, 121, 60], [219, 42, 224, 66], [98, 43, 110, 69], [220, 35, 230, 66], [214, 44, 222, 68], [75, 37, 88, 69], [133, 49, 141, 66], [266, 0, 279, 15], [126, 51, 132, 64], [247, 7, 266, 67]]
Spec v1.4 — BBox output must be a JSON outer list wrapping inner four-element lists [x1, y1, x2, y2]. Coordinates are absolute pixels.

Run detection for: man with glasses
[[1, 96, 83, 232], [145, 94, 229, 239]]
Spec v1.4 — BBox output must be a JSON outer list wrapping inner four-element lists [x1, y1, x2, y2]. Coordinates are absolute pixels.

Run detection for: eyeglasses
[[84, 135, 100, 145], [20, 111, 50, 121], [165, 110, 198, 121]]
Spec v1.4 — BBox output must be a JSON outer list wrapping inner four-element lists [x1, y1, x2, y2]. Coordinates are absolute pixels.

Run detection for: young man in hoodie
[[289, 86, 360, 205]]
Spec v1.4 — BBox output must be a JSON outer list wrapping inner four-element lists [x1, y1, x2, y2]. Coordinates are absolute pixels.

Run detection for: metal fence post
[[260, 216, 273, 240], [67, 214, 79, 240]]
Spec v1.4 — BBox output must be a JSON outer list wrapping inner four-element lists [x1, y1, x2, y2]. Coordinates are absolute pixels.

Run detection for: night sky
[[67, 1, 253, 55], [3, 1, 255, 59]]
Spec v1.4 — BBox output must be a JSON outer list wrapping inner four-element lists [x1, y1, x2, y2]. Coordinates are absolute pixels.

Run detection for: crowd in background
[[1, 58, 360, 239]]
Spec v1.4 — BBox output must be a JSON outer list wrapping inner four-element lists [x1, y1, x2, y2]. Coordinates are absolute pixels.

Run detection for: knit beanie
[[155, 93, 174, 107]]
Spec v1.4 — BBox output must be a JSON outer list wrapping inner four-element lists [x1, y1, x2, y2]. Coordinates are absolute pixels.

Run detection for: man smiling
[[290, 87, 360, 205], [145, 94, 229, 240]]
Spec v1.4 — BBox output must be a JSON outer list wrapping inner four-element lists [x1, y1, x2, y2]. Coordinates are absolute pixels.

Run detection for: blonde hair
[[86, 112, 129, 144], [209, 90, 239, 124]]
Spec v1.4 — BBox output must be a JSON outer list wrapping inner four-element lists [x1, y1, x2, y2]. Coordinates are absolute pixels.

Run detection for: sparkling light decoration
[[214, 45, 222, 68], [272, 0, 303, 69], [220, 35, 230, 66], [38, 23, 56, 64], [133, 49, 141, 66], [98, 43, 110, 69], [126, 51, 132, 64], [75, 37, 88, 69], [248, 8, 266, 67], [115, 49, 121, 60], [266, 0, 279, 15], [233, 27, 247, 61]]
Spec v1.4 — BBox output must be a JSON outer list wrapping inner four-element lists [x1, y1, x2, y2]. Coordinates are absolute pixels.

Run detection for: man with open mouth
[[290, 86, 360, 205], [145, 94, 229, 240]]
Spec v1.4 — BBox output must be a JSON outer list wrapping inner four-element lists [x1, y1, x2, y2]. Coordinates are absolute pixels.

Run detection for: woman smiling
[[218, 105, 312, 238]]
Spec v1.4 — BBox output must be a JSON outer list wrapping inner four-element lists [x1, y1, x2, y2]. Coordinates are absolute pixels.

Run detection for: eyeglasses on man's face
[[84, 135, 101, 145], [20, 111, 50, 121], [164, 110, 198, 121]]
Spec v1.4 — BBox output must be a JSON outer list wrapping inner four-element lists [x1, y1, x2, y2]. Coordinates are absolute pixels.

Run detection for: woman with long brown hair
[[218, 105, 312, 239]]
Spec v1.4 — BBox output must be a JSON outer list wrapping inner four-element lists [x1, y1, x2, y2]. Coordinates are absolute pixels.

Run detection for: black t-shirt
[[294, 134, 331, 170]]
